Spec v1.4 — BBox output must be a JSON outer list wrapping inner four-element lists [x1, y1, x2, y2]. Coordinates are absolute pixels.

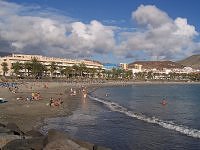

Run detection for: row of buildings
[[120, 62, 199, 74], [0, 54, 103, 76]]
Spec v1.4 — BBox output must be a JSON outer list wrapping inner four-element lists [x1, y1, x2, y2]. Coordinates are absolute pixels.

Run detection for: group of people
[[69, 86, 88, 99], [49, 97, 63, 107], [31, 92, 41, 100], [8, 86, 19, 93]]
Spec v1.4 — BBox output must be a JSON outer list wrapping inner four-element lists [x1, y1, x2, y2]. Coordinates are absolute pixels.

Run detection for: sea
[[41, 83, 200, 150]]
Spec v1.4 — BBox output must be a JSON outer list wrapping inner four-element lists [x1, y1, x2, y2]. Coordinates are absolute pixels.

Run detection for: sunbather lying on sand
[[49, 97, 63, 107]]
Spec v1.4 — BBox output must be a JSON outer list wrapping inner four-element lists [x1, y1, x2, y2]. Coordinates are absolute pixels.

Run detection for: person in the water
[[161, 97, 167, 105]]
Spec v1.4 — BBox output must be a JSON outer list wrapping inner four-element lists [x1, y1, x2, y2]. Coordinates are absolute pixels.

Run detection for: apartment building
[[0, 54, 103, 76]]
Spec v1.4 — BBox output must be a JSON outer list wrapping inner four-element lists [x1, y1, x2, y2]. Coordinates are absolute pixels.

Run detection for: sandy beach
[[0, 81, 84, 132]]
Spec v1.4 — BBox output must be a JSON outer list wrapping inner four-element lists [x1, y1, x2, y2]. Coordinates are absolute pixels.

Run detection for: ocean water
[[41, 84, 200, 150]]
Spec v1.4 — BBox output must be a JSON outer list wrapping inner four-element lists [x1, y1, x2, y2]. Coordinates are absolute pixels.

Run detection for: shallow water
[[41, 84, 200, 150]]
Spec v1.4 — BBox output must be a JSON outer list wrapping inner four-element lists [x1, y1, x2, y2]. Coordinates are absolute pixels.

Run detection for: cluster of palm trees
[[1, 58, 133, 80]]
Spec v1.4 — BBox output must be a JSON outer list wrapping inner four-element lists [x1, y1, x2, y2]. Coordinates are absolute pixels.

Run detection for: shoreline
[[1, 80, 200, 130], [0, 80, 200, 148]]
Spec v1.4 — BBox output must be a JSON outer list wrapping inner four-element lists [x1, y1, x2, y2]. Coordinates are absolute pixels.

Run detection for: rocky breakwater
[[0, 122, 111, 150]]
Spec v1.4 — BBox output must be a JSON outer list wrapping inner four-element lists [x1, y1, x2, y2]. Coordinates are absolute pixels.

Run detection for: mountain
[[0, 52, 12, 57], [128, 61, 184, 70], [177, 55, 200, 69]]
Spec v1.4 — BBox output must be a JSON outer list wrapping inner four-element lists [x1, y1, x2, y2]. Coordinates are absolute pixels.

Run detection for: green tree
[[124, 70, 133, 79], [79, 63, 87, 78], [42, 65, 48, 77], [49, 62, 57, 77], [135, 72, 146, 80], [72, 64, 79, 78], [1, 62, 9, 76], [64, 66, 73, 78], [147, 71, 153, 80], [30, 57, 44, 77], [24, 62, 32, 76], [11, 62, 23, 76], [87, 68, 96, 78]]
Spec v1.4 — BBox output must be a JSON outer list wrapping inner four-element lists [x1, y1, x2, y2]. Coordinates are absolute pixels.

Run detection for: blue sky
[[1, 0, 200, 63]]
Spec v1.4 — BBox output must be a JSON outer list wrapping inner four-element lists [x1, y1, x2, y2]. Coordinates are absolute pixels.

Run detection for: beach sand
[[0, 82, 82, 132]]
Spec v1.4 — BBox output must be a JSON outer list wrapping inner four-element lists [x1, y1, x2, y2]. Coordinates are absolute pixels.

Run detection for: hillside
[[129, 61, 184, 70], [177, 55, 200, 69]]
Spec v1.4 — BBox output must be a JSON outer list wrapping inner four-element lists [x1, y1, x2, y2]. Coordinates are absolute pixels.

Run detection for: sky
[[0, 0, 200, 64]]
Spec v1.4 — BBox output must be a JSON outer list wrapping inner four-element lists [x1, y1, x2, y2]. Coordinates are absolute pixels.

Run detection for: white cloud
[[121, 4, 200, 60], [0, 1, 199, 61], [174, 17, 198, 38], [132, 5, 172, 28], [0, 1, 116, 58]]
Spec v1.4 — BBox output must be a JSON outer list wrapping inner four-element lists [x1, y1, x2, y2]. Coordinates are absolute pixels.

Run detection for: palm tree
[[124, 70, 132, 79], [42, 65, 48, 77], [24, 62, 32, 76], [11, 62, 23, 76], [112, 68, 117, 79], [79, 63, 87, 78], [97, 67, 102, 78], [72, 64, 79, 78], [1, 62, 9, 76], [135, 72, 146, 80], [30, 57, 44, 77], [147, 71, 153, 80], [64, 66, 73, 78], [49, 62, 57, 77]]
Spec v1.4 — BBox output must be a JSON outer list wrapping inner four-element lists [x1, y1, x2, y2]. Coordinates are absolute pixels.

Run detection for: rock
[[0, 123, 6, 128], [44, 138, 89, 150], [73, 139, 111, 150], [0, 135, 22, 149], [25, 130, 43, 137], [43, 129, 70, 145], [6, 123, 24, 136], [2, 137, 45, 150], [0, 127, 13, 135], [44, 129, 89, 150], [72, 138, 94, 149], [44, 129, 111, 150]]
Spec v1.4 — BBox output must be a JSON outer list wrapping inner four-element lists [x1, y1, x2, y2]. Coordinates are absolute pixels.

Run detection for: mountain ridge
[[177, 54, 200, 69], [128, 61, 184, 70]]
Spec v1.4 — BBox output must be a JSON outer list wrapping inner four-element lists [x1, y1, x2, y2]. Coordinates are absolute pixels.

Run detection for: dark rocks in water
[[44, 138, 88, 150], [0, 122, 111, 150], [2, 137, 45, 150], [0, 123, 25, 148], [44, 129, 111, 150], [0, 135, 22, 149], [43, 129, 88, 150]]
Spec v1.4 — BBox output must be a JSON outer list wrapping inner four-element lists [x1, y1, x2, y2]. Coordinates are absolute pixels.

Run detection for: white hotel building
[[0, 54, 103, 76]]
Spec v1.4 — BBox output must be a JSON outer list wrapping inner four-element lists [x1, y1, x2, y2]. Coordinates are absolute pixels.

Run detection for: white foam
[[89, 95, 200, 139]]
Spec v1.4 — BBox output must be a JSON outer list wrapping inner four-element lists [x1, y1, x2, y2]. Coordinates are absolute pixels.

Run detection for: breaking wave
[[88, 95, 200, 139]]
